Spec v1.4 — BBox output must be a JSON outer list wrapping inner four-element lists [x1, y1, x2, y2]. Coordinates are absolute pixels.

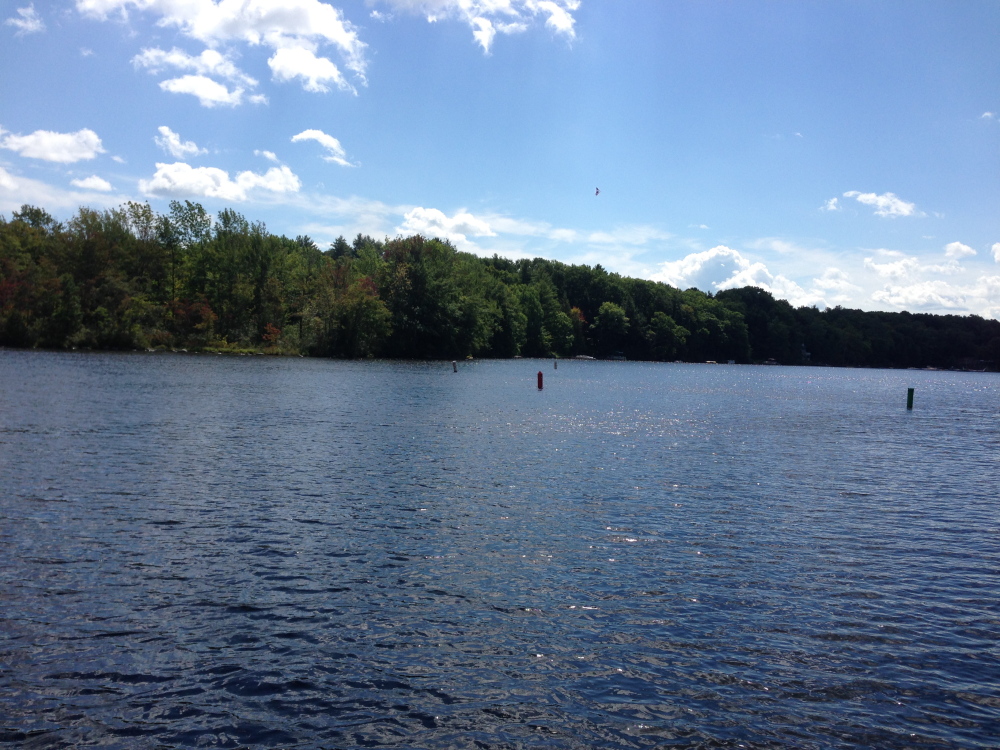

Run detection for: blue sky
[[2, 0, 998, 316]]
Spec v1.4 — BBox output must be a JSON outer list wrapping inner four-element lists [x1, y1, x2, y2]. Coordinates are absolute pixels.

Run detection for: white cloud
[[468, 17, 497, 51], [863, 254, 920, 279], [993, 243, 1000, 263], [132, 47, 257, 86], [727, 266, 814, 307], [872, 281, 967, 311], [376, 0, 579, 52], [159, 75, 245, 107], [133, 47, 263, 107], [855, 244, 1000, 314], [397, 206, 496, 245], [80, 47, 94, 56], [0, 166, 123, 213], [982, 112, 996, 120], [533, 0, 578, 35], [291, 129, 355, 166], [437, 214, 671, 260], [255, 149, 279, 162], [5, 4, 45, 35], [0, 166, 18, 192], [293, 193, 402, 240], [944, 241, 976, 259], [139, 161, 301, 201], [0, 127, 105, 163], [650, 245, 819, 307], [476, 214, 572, 242], [843, 190, 919, 218], [70, 175, 113, 191], [586, 225, 672, 246], [812, 267, 861, 296], [269, 47, 350, 94], [821, 197, 840, 211], [920, 262, 966, 276], [652, 245, 749, 290], [638, 242, 1000, 312], [78, 0, 367, 87], [547, 227, 576, 242], [133, 47, 267, 107], [864, 243, 977, 281], [154, 125, 207, 158], [748, 237, 818, 256]]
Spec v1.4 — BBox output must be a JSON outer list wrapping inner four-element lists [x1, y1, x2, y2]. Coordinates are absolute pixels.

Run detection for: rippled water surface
[[1, 351, 999, 749]]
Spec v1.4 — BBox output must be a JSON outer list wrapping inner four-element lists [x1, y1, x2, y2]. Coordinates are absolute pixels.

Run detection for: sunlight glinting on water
[[1, 352, 998, 748]]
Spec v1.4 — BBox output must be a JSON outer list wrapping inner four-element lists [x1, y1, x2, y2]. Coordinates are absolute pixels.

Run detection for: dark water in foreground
[[1, 351, 998, 749]]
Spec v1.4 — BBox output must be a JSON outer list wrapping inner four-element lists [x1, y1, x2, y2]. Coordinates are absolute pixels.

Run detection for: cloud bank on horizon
[[2, 0, 998, 318]]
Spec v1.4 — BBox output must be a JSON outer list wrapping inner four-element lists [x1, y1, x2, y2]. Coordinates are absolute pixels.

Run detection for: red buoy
[[537, 371, 543, 389]]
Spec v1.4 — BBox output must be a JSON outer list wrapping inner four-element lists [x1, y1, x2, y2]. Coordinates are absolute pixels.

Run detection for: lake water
[[1, 351, 998, 749]]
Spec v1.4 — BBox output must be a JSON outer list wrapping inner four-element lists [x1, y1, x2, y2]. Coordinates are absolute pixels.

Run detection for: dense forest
[[2, 202, 999, 370]]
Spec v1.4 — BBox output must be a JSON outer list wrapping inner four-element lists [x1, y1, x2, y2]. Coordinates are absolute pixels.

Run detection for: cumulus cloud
[[856, 242, 1000, 315], [639, 241, 1000, 314], [5, 3, 45, 35], [0, 127, 105, 163], [812, 267, 861, 297], [159, 75, 245, 107], [821, 197, 840, 211], [269, 47, 350, 93], [133, 48, 267, 107], [650, 245, 818, 306], [133, 47, 257, 86], [397, 207, 496, 245], [70, 175, 113, 191], [944, 241, 976, 259], [291, 129, 355, 166], [139, 161, 301, 201], [154, 125, 207, 158], [843, 190, 919, 218], [377, 0, 580, 52], [870, 274, 1000, 317], [993, 243, 1000, 263], [872, 281, 967, 311], [652, 245, 750, 291], [78, 0, 367, 90], [255, 149, 279, 162], [865, 243, 978, 281], [863, 253, 920, 279]]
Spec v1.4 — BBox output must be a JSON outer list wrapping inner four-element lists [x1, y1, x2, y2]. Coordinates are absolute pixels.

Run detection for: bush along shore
[[2, 203, 999, 369]]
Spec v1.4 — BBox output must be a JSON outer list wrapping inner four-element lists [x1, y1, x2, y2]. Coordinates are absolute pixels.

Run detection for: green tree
[[591, 301, 630, 356], [648, 311, 689, 360]]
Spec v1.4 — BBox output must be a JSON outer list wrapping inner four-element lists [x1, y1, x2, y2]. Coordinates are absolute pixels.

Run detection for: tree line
[[2, 202, 999, 369]]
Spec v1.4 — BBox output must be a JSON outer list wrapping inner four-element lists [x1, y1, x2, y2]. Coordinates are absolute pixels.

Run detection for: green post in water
[[907, 388, 914, 410]]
